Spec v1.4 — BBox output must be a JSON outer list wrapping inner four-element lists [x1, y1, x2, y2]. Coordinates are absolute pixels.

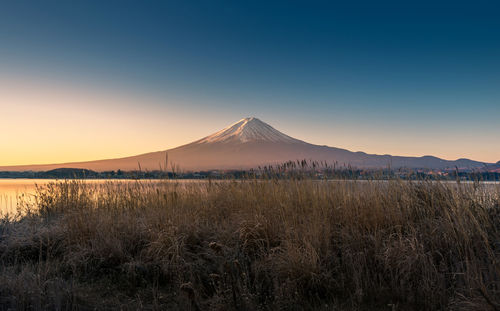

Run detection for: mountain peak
[[241, 116, 257, 122], [196, 117, 299, 144]]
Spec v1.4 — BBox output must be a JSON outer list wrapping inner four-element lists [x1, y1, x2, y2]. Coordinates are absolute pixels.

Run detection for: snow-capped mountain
[[0, 117, 492, 172], [195, 117, 298, 144]]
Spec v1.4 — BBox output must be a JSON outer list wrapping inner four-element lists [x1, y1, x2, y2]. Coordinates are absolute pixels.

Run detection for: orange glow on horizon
[[1, 76, 499, 166], [0, 77, 213, 166]]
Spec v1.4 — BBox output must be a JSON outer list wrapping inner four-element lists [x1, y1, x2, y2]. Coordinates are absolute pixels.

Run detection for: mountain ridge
[[193, 117, 303, 144], [0, 117, 494, 172]]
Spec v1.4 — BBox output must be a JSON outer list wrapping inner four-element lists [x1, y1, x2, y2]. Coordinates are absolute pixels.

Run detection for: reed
[[0, 177, 498, 310]]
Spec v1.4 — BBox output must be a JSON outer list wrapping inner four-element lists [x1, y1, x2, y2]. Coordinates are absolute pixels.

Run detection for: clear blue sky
[[1, 0, 499, 164]]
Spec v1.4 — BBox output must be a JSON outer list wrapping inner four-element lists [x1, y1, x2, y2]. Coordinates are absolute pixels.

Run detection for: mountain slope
[[194, 117, 298, 144], [0, 117, 492, 172]]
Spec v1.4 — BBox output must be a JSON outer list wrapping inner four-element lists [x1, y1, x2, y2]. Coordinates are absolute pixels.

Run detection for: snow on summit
[[196, 117, 298, 144], [0, 116, 491, 172]]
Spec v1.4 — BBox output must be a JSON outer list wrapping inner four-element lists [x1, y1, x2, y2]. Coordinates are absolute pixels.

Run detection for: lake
[[0, 179, 156, 216], [1, 178, 498, 216], [0, 179, 225, 215], [0, 179, 50, 215]]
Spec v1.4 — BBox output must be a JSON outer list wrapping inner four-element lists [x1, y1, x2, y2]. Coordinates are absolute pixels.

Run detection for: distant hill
[[0, 117, 493, 172], [484, 161, 500, 173], [38, 168, 98, 178]]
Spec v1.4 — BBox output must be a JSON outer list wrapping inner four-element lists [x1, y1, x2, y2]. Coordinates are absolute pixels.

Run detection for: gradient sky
[[1, 0, 499, 165]]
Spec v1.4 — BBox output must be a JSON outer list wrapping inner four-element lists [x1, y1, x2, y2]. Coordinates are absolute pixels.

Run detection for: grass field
[[0, 178, 498, 310]]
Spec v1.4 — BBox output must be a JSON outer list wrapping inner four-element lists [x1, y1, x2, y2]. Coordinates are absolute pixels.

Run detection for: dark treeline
[[0, 161, 499, 181], [253, 160, 500, 181]]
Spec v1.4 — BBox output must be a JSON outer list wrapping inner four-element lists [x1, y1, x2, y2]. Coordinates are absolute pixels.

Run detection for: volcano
[[0, 117, 491, 172]]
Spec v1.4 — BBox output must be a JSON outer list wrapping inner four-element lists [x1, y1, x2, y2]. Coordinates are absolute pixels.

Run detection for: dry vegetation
[[0, 178, 499, 310]]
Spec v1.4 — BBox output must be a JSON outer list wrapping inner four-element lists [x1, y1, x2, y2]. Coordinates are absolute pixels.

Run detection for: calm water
[[0, 179, 153, 216], [0, 179, 219, 215], [0, 179, 49, 215], [1, 178, 498, 216]]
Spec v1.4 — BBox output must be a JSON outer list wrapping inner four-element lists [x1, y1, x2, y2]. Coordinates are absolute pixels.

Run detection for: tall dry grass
[[0, 178, 499, 310]]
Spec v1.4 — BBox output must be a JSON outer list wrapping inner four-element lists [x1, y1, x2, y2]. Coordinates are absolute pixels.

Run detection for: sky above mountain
[[1, 0, 499, 165]]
